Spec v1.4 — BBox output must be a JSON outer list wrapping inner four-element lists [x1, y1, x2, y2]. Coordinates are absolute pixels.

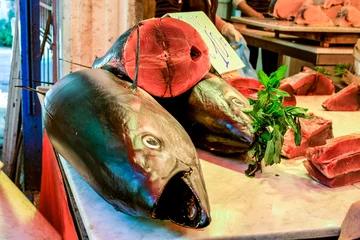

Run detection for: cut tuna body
[[322, 83, 360, 111], [226, 77, 297, 106], [304, 133, 360, 187], [282, 113, 333, 158], [272, 0, 306, 20], [281, 67, 335, 95], [295, 4, 335, 26], [303, 160, 360, 187], [334, 6, 360, 27], [92, 18, 211, 98], [323, 5, 343, 20]]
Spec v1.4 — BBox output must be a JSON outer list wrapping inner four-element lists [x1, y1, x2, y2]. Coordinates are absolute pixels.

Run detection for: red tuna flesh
[[226, 77, 297, 106], [312, 151, 360, 178], [303, 160, 360, 187], [334, 6, 360, 27], [323, 5, 343, 19], [282, 113, 333, 158], [305, 133, 360, 164], [344, 0, 360, 11], [322, 83, 360, 111], [92, 18, 211, 98], [281, 67, 335, 95], [322, 0, 345, 8], [295, 4, 335, 26], [273, 0, 306, 20]]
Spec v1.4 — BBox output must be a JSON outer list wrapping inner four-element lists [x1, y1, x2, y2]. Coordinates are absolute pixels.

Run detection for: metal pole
[[19, 0, 42, 191]]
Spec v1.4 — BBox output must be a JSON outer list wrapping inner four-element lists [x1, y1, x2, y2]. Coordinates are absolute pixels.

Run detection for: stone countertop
[[58, 96, 360, 240]]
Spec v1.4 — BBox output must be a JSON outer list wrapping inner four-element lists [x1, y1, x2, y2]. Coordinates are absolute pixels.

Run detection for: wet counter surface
[[58, 96, 360, 239]]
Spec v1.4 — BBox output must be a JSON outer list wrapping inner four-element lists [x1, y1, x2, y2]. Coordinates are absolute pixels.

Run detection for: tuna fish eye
[[187, 204, 197, 220], [232, 98, 244, 106], [142, 135, 161, 149]]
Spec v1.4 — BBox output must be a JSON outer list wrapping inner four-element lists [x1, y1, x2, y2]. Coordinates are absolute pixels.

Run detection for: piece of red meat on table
[[281, 113, 333, 158], [226, 77, 297, 106], [322, 83, 360, 111], [303, 133, 360, 187], [295, 4, 335, 26], [344, 0, 360, 11], [303, 160, 360, 187], [272, 0, 306, 20], [323, 5, 343, 20], [334, 6, 360, 27], [281, 67, 335, 95]]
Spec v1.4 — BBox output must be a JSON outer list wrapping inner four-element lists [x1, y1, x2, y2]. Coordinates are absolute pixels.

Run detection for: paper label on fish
[[166, 11, 245, 74]]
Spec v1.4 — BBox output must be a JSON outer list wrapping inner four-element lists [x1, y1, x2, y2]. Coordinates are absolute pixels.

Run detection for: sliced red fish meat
[[281, 67, 334, 95], [303, 160, 360, 187], [334, 5, 360, 27], [226, 77, 297, 106], [92, 18, 211, 98], [322, 83, 360, 111], [323, 4, 343, 19], [295, 4, 335, 26], [272, 0, 306, 20], [305, 133, 360, 164], [282, 113, 333, 158]]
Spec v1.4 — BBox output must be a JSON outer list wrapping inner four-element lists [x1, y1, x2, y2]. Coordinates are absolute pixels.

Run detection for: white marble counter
[[58, 96, 360, 240]]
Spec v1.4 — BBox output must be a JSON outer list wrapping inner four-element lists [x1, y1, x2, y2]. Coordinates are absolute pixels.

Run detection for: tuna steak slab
[[304, 133, 360, 187], [272, 0, 305, 20], [322, 83, 360, 111], [281, 67, 334, 95], [334, 6, 360, 27], [303, 160, 360, 187], [226, 77, 297, 106], [92, 18, 211, 98], [282, 113, 333, 158]]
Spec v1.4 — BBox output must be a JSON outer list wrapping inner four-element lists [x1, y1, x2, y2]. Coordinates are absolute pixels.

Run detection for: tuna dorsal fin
[[130, 22, 142, 90]]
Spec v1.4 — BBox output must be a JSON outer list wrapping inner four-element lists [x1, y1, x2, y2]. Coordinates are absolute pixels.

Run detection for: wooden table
[[55, 96, 360, 239], [232, 17, 360, 47], [231, 25, 354, 66]]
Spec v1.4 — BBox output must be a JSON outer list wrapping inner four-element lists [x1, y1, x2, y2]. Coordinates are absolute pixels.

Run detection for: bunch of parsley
[[243, 65, 312, 177]]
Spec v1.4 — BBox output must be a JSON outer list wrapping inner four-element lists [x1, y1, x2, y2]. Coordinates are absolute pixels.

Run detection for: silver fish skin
[[44, 69, 211, 228], [156, 73, 254, 154], [186, 74, 254, 154]]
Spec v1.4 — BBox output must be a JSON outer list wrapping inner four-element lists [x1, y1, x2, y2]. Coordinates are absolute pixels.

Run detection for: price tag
[[166, 11, 245, 74]]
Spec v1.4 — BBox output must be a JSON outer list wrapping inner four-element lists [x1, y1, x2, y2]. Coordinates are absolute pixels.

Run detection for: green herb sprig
[[243, 65, 312, 177], [334, 63, 350, 77], [315, 66, 330, 76]]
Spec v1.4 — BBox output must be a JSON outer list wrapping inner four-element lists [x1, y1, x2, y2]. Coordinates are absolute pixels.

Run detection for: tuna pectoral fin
[[153, 170, 211, 228]]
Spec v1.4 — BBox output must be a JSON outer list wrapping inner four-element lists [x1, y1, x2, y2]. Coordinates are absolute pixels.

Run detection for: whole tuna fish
[[92, 17, 211, 98], [157, 74, 254, 154], [43, 69, 211, 228]]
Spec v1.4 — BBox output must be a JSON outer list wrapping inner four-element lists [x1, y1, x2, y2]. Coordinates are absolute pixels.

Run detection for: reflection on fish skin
[[43, 69, 211, 228], [156, 74, 254, 154]]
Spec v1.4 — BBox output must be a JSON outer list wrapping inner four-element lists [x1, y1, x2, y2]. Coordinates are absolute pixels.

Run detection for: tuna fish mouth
[[152, 171, 211, 228]]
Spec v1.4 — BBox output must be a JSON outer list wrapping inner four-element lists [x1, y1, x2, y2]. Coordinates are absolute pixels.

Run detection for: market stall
[[34, 4, 360, 240], [56, 96, 360, 239]]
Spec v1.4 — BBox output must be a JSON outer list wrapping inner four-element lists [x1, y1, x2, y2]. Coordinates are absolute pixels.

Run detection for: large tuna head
[[185, 74, 254, 154], [43, 69, 210, 228]]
